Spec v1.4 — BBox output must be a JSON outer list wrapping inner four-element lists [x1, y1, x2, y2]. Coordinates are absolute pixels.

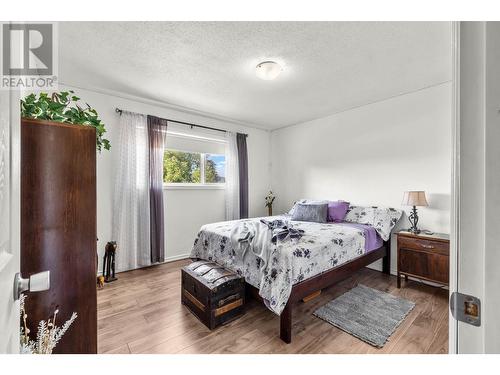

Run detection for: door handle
[[13, 271, 50, 301]]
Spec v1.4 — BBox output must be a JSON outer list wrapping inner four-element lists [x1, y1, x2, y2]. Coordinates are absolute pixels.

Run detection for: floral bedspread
[[190, 215, 368, 315]]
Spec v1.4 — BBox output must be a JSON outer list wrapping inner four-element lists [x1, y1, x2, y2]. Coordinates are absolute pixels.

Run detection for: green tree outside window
[[163, 150, 225, 184], [163, 150, 201, 183]]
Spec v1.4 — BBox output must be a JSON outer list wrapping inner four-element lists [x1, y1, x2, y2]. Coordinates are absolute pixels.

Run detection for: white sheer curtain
[[112, 111, 151, 271], [225, 131, 240, 220]]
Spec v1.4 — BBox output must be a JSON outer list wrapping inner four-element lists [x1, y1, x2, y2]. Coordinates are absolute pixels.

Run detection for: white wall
[[57, 85, 271, 272], [270, 83, 452, 273]]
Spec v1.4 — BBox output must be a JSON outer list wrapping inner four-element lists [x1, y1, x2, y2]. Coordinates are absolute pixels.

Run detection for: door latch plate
[[450, 292, 481, 327]]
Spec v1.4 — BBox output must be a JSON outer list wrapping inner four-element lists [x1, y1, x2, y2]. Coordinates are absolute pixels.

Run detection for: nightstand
[[396, 231, 450, 288]]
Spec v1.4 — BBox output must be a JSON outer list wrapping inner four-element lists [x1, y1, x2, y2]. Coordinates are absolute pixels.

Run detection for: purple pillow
[[328, 201, 350, 222]]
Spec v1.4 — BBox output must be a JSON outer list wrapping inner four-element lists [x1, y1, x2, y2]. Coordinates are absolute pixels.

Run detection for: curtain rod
[[115, 108, 248, 137]]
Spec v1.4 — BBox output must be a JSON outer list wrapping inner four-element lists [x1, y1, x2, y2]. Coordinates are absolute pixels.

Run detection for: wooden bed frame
[[246, 239, 391, 343]]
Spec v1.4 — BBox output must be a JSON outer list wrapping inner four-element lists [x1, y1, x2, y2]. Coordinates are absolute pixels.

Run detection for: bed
[[190, 206, 401, 343]]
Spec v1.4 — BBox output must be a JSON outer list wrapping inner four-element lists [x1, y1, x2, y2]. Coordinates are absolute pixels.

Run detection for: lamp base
[[408, 206, 420, 235], [408, 227, 421, 235]]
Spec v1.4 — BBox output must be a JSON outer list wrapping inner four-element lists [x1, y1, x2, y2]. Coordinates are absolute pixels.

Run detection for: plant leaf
[[20, 91, 110, 152]]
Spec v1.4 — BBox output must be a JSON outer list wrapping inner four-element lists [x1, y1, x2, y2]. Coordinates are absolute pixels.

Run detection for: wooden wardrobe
[[21, 118, 97, 354]]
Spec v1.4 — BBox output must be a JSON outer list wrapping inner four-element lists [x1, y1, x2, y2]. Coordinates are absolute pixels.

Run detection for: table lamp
[[402, 191, 428, 234]]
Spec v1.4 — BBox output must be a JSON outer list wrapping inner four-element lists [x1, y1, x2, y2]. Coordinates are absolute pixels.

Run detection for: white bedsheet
[[190, 215, 368, 315]]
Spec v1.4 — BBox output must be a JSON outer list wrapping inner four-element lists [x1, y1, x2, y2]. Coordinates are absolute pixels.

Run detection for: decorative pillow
[[327, 201, 350, 222], [288, 199, 328, 216], [344, 205, 403, 241], [291, 203, 328, 223]]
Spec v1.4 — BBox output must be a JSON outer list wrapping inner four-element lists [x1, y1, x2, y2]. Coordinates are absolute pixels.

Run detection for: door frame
[[449, 20, 460, 355], [0, 69, 21, 354]]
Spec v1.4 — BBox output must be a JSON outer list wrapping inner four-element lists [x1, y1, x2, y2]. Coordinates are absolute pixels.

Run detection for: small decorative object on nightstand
[[396, 231, 449, 288], [401, 191, 428, 234], [265, 190, 276, 216]]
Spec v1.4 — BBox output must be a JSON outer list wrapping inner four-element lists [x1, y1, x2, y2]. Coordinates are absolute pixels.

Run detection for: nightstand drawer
[[398, 236, 449, 256], [399, 248, 449, 284]]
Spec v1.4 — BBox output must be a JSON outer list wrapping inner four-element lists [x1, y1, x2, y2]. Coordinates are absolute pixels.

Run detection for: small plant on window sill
[[20, 294, 77, 354], [265, 190, 276, 216], [20, 91, 111, 152]]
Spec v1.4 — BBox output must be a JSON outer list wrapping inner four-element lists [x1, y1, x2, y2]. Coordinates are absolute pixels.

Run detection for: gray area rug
[[313, 284, 415, 348]]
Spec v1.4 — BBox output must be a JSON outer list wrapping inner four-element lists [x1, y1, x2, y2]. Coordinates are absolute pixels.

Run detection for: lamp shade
[[402, 191, 428, 207]]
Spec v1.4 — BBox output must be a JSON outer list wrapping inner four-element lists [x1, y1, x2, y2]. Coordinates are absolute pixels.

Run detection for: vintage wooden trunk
[[181, 261, 245, 329]]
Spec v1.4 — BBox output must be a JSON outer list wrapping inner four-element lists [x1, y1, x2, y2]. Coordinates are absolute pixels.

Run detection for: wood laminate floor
[[97, 259, 449, 354]]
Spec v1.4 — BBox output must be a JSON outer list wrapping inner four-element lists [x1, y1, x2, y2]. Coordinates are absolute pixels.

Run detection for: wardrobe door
[[21, 119, 97, 354]]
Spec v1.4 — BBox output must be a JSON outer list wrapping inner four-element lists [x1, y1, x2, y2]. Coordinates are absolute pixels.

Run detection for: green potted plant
[[20, 91, 110, 151]]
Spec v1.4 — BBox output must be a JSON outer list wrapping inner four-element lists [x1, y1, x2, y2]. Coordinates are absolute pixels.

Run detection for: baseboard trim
[[101, 254, 191, 275], [164, 253, 191, 263]]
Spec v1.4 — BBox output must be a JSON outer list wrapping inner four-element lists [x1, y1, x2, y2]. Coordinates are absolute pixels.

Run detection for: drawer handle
[[421, 244, 434, 249]]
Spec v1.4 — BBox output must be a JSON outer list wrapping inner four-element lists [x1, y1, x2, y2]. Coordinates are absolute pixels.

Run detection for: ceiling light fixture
[[255, 61, 282, 80]]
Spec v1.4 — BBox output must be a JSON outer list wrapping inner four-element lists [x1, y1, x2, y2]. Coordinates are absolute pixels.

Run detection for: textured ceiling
[[59, 22, 452, 129]]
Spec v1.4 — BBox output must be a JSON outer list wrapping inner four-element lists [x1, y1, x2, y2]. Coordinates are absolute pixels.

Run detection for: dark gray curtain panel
[[147, 115, 167, 263], [236, 133, 248, 219]]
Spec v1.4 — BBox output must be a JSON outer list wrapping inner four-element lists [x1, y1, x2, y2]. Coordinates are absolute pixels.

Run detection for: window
[[163, 149, 226, 186], [205, 154, 226, 183], [163, 150, 201, 183]]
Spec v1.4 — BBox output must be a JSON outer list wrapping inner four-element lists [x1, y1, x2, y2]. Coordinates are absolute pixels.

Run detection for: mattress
[[190, 215, 383, 315]]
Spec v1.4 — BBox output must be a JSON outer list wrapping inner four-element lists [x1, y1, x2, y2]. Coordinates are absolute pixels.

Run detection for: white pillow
[[344, 205, 403, 241]]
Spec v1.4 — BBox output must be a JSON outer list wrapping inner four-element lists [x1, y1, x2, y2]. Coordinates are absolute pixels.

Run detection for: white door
[[0, 88, 21, 353], [453, 21, 500, 354]]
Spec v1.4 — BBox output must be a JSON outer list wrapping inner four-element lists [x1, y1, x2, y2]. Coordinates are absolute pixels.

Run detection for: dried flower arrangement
[[20, 294, 77, 354], [265, 191, 276, 216]]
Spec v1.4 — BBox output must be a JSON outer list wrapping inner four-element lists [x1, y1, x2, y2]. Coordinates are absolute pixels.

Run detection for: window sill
[[163, 184, 226, 190]]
